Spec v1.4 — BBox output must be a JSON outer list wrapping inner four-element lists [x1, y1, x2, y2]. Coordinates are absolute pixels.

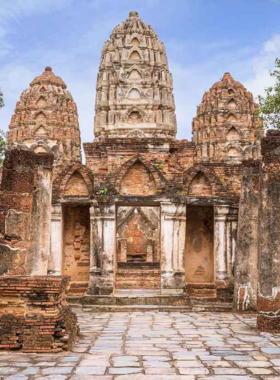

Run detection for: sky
[[1, 0, 280, 155]]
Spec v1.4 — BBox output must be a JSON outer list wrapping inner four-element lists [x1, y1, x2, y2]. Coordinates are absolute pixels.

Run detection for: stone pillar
[[227, 207, 238, 280], [214, 206, 228, 283], [48, 204, 63, 275], [214, 205, 238, 300], [88, 203, 115, 295], [160, 202, 186, 294], [234, 162, 260, 311], [257, 130, 280, 331], [27, 155, 53, 276]]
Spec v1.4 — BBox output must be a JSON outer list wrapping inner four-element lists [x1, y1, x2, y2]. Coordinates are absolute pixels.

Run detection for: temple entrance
[[62, 205, 90, 294], [115, 206, 161, 289], [185, 206, 214, 285]]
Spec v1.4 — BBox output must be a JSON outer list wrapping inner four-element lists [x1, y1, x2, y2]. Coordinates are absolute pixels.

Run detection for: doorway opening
[[185, 206, 214, 286], [115, 205, 161, 290], [62, 204, 90, 295]]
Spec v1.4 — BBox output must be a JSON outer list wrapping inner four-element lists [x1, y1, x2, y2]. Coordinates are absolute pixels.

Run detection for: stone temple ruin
[[0, 11, 280, 351]]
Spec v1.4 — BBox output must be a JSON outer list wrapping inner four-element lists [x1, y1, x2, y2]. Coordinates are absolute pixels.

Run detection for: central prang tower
[[94, 11, 177, 139]]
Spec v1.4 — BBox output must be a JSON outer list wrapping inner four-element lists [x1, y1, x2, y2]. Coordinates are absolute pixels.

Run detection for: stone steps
[[68, 293, 233, 312], [115, 268, 161, 290], [70, 303, 233, 313]]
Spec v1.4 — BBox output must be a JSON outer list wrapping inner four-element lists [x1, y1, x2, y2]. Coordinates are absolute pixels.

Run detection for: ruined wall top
[[94, 11, 177, 140], [7, 67, 81, 164], [193, 72, 264, 163]]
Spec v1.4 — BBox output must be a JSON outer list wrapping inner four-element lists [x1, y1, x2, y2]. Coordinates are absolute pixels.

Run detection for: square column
[[160, 202, 186, 294], [214, 205, 238, 285], [48, 204, 63, 275], [88, 203, 115, 295]]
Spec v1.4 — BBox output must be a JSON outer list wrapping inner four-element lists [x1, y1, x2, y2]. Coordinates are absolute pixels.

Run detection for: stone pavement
[[1, 310, 280, 380]]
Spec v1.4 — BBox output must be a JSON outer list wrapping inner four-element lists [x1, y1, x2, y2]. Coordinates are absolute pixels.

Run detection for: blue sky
[[1, 0, 280, 151]]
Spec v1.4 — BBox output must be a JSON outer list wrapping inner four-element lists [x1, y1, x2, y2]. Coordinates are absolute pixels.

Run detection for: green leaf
[[258, 58, 280, 129]]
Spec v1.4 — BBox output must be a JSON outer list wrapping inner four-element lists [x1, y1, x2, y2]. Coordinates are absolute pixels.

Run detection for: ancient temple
[[1, 11, 280, 332]]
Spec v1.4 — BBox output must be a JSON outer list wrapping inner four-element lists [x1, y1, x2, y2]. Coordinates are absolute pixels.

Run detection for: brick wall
[[0, 149, 53, 276], [83, 138, 242, 206], [0, 276, 78, 352], [257, 130, 280, 331]]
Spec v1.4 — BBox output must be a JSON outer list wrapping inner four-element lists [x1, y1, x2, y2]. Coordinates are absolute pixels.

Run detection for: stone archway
[[116, 206, 161, 290]]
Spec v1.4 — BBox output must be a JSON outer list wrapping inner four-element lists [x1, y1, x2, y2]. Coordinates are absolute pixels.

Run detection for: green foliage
[[99, 187, 108, 195], [0, 88, 4, 109], [177, 190, 185, 196], [154, 162, 164, 169], [0, 130, 5, 165], [258, 58, 280, 129]]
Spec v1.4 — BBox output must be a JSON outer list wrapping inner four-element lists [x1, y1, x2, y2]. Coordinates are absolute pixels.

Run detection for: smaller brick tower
[[192, 72, 263, 163], [7, 67, 81, 163]]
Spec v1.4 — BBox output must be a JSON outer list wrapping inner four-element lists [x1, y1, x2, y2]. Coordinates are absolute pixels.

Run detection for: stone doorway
[[115, 206, 161, 289], [62, 205, 90, 294], [185, 206, 214, 287]]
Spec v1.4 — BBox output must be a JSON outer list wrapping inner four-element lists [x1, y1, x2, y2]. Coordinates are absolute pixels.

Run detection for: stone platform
[[68, 290, 233, 313], [1, 309, 280, 379]]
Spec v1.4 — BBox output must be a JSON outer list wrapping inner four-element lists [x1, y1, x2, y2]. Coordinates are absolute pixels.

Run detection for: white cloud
[[244, 34, 280, 98]]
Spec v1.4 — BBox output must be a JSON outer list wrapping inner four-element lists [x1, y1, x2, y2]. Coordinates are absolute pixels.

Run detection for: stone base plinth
[[257, 314, 280, 332], [0, 276, 79, 352], [257, 294, 280, 332]]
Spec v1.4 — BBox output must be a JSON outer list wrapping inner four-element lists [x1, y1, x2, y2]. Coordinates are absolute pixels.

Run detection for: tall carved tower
[[94, 11, 177, 139], [192, 72, 263, 163], [7, 67, 81, 163]]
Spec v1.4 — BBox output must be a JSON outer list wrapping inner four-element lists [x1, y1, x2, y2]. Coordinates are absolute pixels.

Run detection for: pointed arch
[[126, 86, 142, 98], [120, 161, 156, 196], [226, 127, 240, 141], [131, 37, 140, 46], [35, 111, 47, 122], [52, 163, 93, 201], [64, 171, 89, 197], [128, 47, 142, 60], [128, 88, 141, 99], [227, 113, 237, 122], [183, 165, 227, 198], [227, 99, 237, 109], [35, 125, 48, 136], [36, 96, 47, 107], [188, 171, 212, 197], [116, 155, 167, 195], [128, 69, 142, 79]]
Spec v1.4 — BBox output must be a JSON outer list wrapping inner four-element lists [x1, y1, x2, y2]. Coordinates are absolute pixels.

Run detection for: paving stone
[[115, 376, 195, 380], [175, 360, 204, 367], [213, 368, 247, 375], [2, 310, 280, 380], [235, 361, 272, 368], [75, 367, 107, 375], [179, 367, 210, 375], [248, 368, 272, 374], [42, 367, 73, 375], [70, 377, 112, 380], [108, 367, 142, 374], [0, 368, 18, 375]]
